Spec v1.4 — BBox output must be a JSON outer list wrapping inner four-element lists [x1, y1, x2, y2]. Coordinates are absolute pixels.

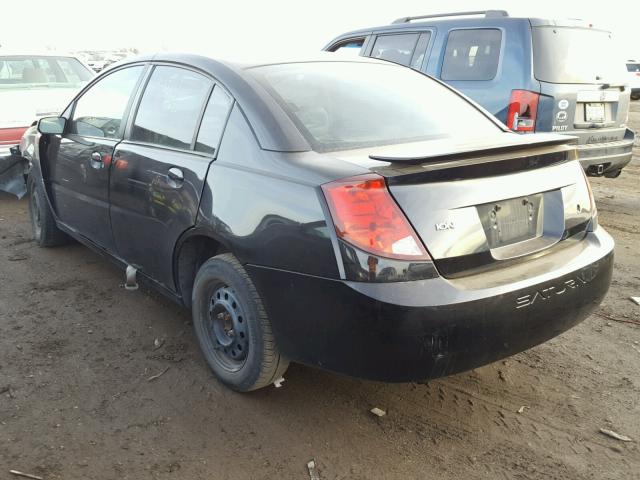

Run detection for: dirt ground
[[1, 107, 639, 480]]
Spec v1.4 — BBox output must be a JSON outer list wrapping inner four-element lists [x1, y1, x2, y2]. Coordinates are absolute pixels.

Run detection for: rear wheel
[[27, 175, 68, 247], [192, 253, 288, 391]]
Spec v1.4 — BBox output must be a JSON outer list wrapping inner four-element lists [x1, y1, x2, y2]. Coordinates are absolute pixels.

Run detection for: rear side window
[[131, 66, 212, 150], [441, 29, 502, 81], [330, 38, 365, 56], [370, 33, 420, 67], [72, 66, 143, 138], [195, 86, 234, 155]]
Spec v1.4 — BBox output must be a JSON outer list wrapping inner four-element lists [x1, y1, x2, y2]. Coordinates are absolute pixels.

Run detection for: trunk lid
[[334, 133, 594, 277]]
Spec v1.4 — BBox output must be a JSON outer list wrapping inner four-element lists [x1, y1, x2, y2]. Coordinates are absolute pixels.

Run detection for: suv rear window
[[248, 62, 499, 153], [533, 27, 626, 84], [441, 29, 502, 81], [0, 56, 92, 89], [627, 63, 640, 73]]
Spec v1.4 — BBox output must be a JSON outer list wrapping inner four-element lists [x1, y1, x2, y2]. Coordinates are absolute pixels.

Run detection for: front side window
[[131, 66, 212, 150], [370, 33, 420, 67], [330, 38, 365, 56], [249, 61, 499, 152], [441, 29, 502, 81], [195, 86, 233, 154], [72, 66, 143, 138]]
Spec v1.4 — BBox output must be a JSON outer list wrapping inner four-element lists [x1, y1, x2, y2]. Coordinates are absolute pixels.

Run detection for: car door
[[45, 65, 145, 250], [109, 65, 233, 290]]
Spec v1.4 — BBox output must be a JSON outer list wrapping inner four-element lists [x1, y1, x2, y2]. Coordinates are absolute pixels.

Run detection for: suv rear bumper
[[575, 128, 634, 175], [247, 227, 614, 382]]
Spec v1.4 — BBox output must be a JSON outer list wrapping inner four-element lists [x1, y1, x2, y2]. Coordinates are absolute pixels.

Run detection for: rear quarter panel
[[196, 106, 363, 279]]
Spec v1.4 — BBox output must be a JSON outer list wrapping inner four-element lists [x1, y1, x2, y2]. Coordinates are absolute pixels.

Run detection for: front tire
[[27, 175, 68, 247], [192, 253, 289, 391]]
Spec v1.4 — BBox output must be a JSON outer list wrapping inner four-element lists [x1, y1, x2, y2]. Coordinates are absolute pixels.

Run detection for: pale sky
[[2, 0, 639, 59]]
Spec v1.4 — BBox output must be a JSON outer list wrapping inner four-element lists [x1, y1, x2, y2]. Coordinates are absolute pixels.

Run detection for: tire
[[27, 174, 68, 247], [192, 253, 289, 391]]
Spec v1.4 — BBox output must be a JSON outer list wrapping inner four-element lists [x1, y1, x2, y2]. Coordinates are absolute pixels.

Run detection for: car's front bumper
[[576, 128, 634, 175], [247, 227, 614, 382]]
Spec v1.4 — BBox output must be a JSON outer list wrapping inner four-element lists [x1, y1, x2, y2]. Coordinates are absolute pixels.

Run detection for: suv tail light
[[506, 90, 540, 132], [321, 174, 430, 261]]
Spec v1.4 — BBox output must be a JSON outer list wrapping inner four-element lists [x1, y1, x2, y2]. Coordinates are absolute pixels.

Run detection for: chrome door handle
[[90, 151, 104, 169], [167, 167, 184, 188]]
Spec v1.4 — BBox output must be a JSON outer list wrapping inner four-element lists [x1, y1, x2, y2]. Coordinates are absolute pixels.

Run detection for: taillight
[[506, 90, 540, 132], [321, 174, 430, 261]]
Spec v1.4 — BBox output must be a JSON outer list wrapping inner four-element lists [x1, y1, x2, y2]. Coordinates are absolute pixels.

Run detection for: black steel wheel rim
[[207, 285, 249, 371]]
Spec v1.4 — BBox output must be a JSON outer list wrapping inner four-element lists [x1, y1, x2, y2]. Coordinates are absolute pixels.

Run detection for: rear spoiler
[[370, 137, 578, 184], [369, 135, 576, 164]]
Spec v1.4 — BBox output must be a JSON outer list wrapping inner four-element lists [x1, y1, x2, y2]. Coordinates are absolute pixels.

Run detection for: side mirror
[[37, 116, 66, 135]]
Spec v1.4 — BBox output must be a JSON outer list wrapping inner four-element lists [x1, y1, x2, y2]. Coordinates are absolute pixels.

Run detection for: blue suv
[[325, 10, 635, 178]]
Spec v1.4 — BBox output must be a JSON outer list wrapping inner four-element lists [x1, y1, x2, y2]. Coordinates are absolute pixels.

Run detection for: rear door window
[[195, 85, 234, 155], [71, 66, 144, 138], [330, 38, 365, 56], [409, 32, 432, 70], [131, 66, 212, 150], [441, 29, 502, 81], [370, 33, 420, 67]]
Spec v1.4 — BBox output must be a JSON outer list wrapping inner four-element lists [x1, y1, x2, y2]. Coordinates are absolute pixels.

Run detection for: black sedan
[[18, 53, 613, 391]]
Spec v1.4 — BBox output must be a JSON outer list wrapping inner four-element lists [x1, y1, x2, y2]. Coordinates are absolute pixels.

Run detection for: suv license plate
[[585, 103, 605, 123]]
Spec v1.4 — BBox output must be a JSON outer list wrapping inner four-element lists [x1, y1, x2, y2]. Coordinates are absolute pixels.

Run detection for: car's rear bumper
[[247, 227, 614, 382], [575, 128, 634, 175]]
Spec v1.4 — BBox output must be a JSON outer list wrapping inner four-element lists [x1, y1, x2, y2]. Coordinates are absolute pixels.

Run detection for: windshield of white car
[[0, 56, 93, 89], [248, 61, 500, 152]]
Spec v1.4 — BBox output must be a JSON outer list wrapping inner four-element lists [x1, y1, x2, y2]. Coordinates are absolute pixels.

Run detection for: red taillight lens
[[506, 90, 540, 132], [321, 174, 430, 261]]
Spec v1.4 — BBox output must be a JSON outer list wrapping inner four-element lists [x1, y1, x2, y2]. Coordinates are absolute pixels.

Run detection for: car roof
[[110, 52, 398, 152]]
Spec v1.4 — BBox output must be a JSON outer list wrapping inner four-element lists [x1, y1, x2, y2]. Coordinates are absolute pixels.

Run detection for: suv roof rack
[[391, 10, 509, 24]]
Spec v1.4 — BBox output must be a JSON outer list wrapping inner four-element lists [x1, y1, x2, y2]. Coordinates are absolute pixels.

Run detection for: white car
[[0, 52, 94, 196], [628, 60, 640, 100]]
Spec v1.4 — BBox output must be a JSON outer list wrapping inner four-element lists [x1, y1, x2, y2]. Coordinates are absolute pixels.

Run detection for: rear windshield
[[627, 63, 640, 73], [533, 27, 626, 84], [0, 56, 93, 89], [248, 61, 499, 152]]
